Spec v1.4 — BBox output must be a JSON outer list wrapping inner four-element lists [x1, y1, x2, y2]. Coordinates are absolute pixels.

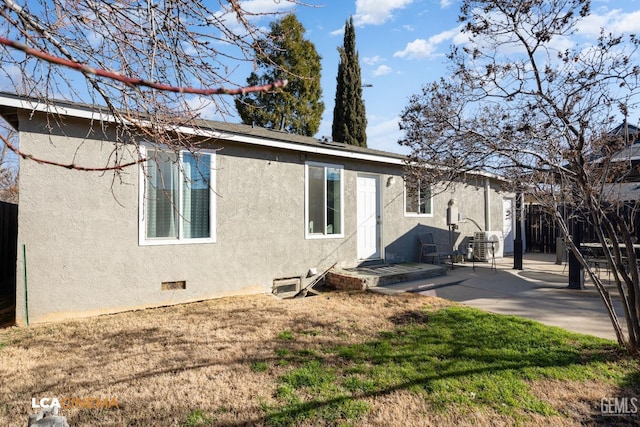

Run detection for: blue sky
[[5, 1, 637, 157], [207, 0, 640, 155], [295, 0, 466, 154]]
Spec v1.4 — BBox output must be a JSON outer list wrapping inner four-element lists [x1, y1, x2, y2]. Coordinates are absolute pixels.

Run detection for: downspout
[[23, 244, 29, 326], [484, 178, 491, 231]]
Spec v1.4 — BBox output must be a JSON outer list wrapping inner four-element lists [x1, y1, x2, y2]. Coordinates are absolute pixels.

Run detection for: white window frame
[[139, 145, 216, 246], [305, 161, 345, 239], [404, 178, 433, 217]]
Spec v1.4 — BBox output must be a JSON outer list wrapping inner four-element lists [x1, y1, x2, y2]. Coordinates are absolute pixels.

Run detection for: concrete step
[[369, 275, 468, 295], [327, 262, 448, 290]]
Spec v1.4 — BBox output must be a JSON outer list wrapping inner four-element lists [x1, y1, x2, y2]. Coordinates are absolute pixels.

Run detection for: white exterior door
[[357, 175, 381, 260], [503, 198, 515, 254]]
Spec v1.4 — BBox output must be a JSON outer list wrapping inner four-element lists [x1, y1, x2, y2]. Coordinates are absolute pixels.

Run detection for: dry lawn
[[0, 291, 635, 426]]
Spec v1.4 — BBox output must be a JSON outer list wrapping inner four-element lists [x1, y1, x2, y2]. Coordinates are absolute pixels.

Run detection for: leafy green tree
[[332, 17, 367, 147], [235, 14, 324, 136]]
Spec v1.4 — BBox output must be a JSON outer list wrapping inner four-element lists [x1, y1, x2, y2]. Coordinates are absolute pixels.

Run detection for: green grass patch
[[184, 409, 212, 426], [251, 361, 269, 372], [262, 305, 636, 425], [277, 330, 295, 341], [275, 348, 290, 357], [280, 360, 335, 389]]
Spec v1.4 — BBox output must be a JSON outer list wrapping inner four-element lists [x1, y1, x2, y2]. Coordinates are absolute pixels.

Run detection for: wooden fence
[[525, 202, 640, 253], [0, 201, 18, 294]]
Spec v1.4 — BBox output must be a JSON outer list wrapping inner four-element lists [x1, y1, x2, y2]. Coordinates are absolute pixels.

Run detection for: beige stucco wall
[[14, 111, 506, 324]]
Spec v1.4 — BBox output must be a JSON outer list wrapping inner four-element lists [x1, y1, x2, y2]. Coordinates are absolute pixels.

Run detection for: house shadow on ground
[[382, 223, 465, 265]]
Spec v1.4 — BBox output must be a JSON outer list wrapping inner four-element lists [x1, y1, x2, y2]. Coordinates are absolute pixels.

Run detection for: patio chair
[[419, 232, 452, 267], [582, 244, 609, 277]]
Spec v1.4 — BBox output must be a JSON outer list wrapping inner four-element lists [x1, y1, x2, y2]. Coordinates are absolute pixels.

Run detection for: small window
[[405, 179, 432, 216], [306, 162, 344, 238], [140, 147, 216, 245]]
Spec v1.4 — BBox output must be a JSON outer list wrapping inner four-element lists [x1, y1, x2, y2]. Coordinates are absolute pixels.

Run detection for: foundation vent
[[272, 277, 301, 298], [162, 280, 186, 291]]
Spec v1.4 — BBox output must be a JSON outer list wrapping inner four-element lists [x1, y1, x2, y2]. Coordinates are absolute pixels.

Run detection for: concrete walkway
[[372, 253, 627, 341]]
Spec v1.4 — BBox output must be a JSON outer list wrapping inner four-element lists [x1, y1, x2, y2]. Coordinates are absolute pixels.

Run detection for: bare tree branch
[[0, 131, 145, 171], [0, 0, 312, 173], [0, 36, 288, 96]]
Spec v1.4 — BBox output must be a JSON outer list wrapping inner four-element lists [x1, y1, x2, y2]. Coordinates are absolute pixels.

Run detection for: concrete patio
[[369, 253, 628, 341]]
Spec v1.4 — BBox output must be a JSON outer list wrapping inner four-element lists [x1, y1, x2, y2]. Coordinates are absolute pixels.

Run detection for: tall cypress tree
[[235, 14, 324, 136], [332, 17, 367, 147]]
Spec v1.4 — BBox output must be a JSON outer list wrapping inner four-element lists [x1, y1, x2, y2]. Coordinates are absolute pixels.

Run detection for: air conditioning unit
[[473, 231, 504, 261]]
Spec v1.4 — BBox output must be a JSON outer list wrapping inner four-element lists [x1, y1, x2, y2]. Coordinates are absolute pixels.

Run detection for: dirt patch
[[529, 379, 640, 426], [389, 310, 430, 325]]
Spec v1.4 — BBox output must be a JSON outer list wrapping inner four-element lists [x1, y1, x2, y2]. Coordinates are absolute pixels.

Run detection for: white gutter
[[0, 94, 406, 166], [1, 93, 512, 179], [0, 93, 119, 123]]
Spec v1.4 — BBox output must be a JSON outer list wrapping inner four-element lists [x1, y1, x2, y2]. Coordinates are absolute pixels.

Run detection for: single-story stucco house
[[0, 92, 515, 325]]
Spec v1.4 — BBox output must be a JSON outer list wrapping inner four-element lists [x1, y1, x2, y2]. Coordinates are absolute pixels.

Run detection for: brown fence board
[[0, 201, 18, 292]]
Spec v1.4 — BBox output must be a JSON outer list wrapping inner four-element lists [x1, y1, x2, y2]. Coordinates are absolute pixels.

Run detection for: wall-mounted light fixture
[[386, 176, 395, 187]]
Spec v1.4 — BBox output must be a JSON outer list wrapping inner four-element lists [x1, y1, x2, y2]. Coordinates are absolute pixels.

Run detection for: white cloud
[[86, 29, 104, 49], [363, 55, 383, 65], [366, 116, 409, 154], [463, 7, 640, 59], [354, 0, 415, 26], [432, 26, 464, 44], [237, 0, 296, 15], [209, 0, 296, 39], [373, 65, 393, 76], [185, 96, 236, 122], [612, 10, 640, 33], [317, 114, 408, 154], [0, 65, 23, 91], [440, 0, 453, 8], [394, 26, 462, 59], [578, 9, 640, 38], [393, 38, 434, 59]]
